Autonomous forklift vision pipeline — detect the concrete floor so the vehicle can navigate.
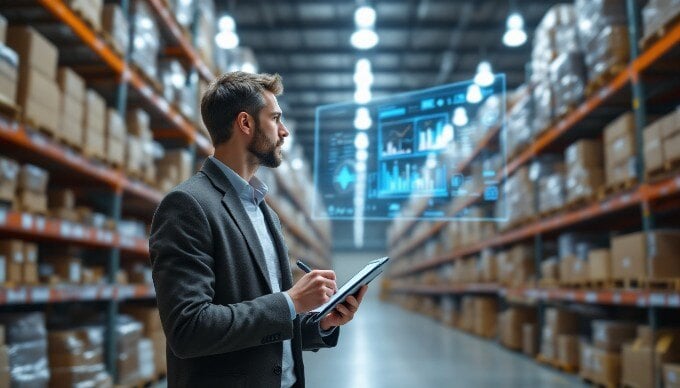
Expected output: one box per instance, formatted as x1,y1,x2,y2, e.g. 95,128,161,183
302,251,585,388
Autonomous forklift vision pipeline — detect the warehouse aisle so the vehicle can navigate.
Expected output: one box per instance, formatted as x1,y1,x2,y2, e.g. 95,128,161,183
303,252,585,388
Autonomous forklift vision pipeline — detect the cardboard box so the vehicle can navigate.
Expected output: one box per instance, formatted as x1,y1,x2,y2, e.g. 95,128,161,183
541,257,559,281
107,137,125,167
604,112,636,147
592,320,637,352
120,307,161,336
41,256,81,284
22,243,38,284
48,189,75,210
660,109,680,139
85,131,106,160
499,307,536,350
17,190,48,214
160,150,193,183
102,4,129,55
67,0,103,31
665,133,680,162
566,139,603,168
150,330,166,375
0,44,18,105
611,230,680,279
6,26,58,79
126,109,151,140
84,89,106,135
106,109,126,140
17,69,62,134
557,334,579,367
60,95,84,145
473,297,497,338
0,156,18,203
522,323,538,357
0,240,23,283
579,340,594,381
588,249,611,281
665,363,680,388
644,120,665,173
57,67,85,102
623,332,680,388
591,347,621,386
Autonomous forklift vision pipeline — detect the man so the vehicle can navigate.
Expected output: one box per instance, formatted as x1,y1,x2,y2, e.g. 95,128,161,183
150,71,367,387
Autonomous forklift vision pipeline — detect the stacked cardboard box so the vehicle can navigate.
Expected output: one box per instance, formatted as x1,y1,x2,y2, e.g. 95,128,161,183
0,156,18,204
497,245,534,287
0,313,49,387
126,109,153,179
550,51,587,117
641,0,680,47
17,164,48,214
592,320,637,352
22,243,38,285
557,334,579,369
473,297,497,338
0,25,18,107
479,250,497,282
604,112,637,187
7,26,61,136
158,149,193,190
540,257,559,283
540,308,578,362
523,323,538,357
611,230,680,280
580,340,621,387
83,89,106,160
499,167,533,230
565,139,605,204
102,4,129,55
622,327,680,388
559,255,587,284
644,108,680,174
587,248,612,282
56,68,85,148
116,317,143,385
48,189,79,222
105,109,126,167
498,307,536,350
0,240,23,285
120,306,166,376
48,327,112,387
67,0,103,31
131,1,160,80
40,252,82,285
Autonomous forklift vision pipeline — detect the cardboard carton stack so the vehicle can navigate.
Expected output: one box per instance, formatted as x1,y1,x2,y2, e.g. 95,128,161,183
22,242,38,285
67,0,103,31
622,327,680,388
498,307,537,351
539,308,578,363
48,189,79,223
497,245,535,287
115,316,143,385
587,248,612,283
83,89,107,161
0,14,19,107
540,257,559,284
158,149,193,191
644,108,680,175
557,334,579,369
0,156,18,204
611,230,680,280
126,109,153,180
16,164,48,214
56,68,85,148
523,323,539,357
0,312,50,387
105,109,126,168
120,306,166,376
604,112,637,188
0,240,23,285
579,340,621,387
641,0,680,48
102,4,129,56
565,139,604,204
40,251,82,285
7,26,61,136
48,327,112,387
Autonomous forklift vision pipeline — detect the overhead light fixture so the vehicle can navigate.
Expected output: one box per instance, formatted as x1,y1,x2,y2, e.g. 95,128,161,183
218,15,236,31
354,5,376,28
350,29,379,50
291,157,304,170
453,107,469,126
442,124,454,144
354,132,369,150
354,59,374,86
473,61,494,87
354,87,372,104
466,84,483,104
354,107,372,130
503,12,527,47
356,149,369,162
241,62,257,73
215,31,239,49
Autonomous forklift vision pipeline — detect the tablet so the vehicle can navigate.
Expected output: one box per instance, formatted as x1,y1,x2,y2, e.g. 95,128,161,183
310,257,390,322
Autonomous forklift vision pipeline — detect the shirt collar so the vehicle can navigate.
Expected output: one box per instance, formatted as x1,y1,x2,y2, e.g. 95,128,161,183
209,156,269,205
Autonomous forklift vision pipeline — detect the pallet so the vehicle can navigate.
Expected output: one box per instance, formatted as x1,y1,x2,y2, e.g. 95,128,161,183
583,279,615,289
646,157,680,182
538,207,563,219
585,63,627,97
641,277,680,291
565,191,600,210
599,178,637,199
559,281,587,289
639,7,680,50
538,278,560,288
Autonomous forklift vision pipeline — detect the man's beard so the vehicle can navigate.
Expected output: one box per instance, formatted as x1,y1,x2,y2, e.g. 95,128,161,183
247,122,283,168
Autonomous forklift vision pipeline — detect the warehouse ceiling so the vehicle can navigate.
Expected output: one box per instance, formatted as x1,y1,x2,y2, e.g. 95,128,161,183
226,0,564,165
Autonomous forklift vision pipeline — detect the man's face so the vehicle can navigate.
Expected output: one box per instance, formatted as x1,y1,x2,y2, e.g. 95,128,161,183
247,91,289,168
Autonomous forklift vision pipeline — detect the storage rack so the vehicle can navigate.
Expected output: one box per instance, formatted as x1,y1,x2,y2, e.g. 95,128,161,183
0,0,331,381
384,1,680,385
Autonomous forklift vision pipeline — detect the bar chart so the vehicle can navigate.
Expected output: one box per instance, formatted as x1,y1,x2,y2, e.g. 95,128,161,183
378,160,448,197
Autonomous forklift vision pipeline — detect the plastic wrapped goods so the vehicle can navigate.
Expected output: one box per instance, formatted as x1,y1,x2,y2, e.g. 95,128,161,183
550,52,587,117
506,91,533,157
532,81,554,134
131,0,160,80
0,312,49,387
48,326,112,388
584,25,630,83
116,316,143,385
159,59,186,106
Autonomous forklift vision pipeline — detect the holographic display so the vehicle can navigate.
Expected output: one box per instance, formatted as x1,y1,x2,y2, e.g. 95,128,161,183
313,75,507,221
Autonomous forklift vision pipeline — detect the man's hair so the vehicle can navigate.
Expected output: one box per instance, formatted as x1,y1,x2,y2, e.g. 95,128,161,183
200,71,283,146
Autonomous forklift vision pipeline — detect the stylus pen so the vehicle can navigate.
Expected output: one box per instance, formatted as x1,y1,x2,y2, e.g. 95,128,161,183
296,260,313,273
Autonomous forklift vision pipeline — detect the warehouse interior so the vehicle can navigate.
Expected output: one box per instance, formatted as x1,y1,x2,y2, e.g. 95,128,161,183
0,0,679,387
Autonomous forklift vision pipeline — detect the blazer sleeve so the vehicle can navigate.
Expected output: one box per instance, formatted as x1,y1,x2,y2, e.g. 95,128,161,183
299,314,339,351
150,190,293,359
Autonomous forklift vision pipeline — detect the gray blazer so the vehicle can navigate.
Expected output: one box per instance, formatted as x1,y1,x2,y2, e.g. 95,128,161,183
150,157,339,388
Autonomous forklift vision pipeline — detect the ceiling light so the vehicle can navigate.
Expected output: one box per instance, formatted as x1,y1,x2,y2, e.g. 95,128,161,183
466,84,482,104
354,6,376,28
473,61,494,87
354,107,372,130
442,124,454,143
453,107,469,126
356,149,368,162
354,87,372,104
354,70,374,86
241,62,257,73
215,30,239,49
356,58,372,73
350,29,379,50
503,12,527,47
291,157,304,170
218,15,236,31
354,132,369,150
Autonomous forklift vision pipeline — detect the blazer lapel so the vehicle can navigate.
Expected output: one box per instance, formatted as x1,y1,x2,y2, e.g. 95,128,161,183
201,159,273,293
261,202,294,290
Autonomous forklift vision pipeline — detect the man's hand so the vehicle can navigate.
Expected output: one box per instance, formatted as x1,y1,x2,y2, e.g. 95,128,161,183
287,270,337,313
319,285,368,331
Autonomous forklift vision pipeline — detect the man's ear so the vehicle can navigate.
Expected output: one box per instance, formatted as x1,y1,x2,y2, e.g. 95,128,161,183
236,112,253,135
